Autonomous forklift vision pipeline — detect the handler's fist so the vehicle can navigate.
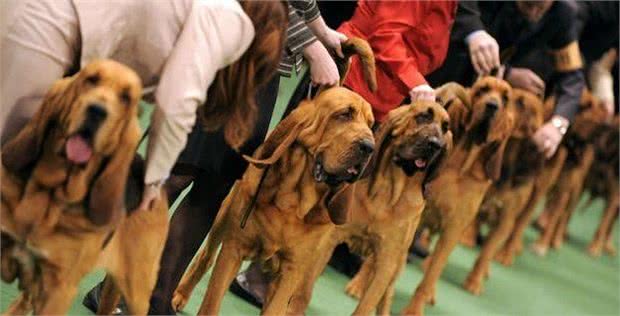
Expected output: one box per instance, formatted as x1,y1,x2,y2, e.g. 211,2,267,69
409,84,436,102
467,31,500,75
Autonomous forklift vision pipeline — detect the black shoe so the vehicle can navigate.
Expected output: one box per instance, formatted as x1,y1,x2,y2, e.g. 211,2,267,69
229,274,264,309
327,244,362,278
82,281,127,315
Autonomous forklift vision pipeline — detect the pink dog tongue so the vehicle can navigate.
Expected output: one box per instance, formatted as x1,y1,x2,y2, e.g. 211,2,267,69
415,159,427,168
66,135,92,164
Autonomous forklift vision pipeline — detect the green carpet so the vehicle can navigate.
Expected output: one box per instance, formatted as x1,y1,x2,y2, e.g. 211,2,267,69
2,70,619,315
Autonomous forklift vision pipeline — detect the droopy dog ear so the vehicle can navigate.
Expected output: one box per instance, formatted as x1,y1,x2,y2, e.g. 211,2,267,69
243,104,307,168
88,117,141,226
2,77,75,174
422,130,453,198
324,183,353,225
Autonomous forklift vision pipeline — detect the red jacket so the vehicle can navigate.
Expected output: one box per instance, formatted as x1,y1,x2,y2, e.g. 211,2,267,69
338,0,457,121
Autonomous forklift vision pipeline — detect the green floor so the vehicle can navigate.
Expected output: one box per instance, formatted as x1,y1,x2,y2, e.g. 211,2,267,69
2,70,619,315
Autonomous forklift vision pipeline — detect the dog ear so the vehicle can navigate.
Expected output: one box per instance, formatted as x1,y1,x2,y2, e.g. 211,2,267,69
325,184,353,225
88,117,141,226
243,104,308,168
2,77,74,174
364,107,409,194
484,139,509,181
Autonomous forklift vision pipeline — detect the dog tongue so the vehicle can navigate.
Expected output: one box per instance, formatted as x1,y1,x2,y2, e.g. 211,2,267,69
415,159,427,168
66,135,92,164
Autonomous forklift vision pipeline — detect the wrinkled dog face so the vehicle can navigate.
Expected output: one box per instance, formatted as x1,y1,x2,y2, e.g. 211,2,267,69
302,87,375,186
571,90,610,139
511,89,544,138
468,77,514,143
390,102,452,176
62,60,142,165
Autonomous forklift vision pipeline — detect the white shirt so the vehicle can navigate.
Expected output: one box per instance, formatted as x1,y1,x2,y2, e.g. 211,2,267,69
1,0,255,183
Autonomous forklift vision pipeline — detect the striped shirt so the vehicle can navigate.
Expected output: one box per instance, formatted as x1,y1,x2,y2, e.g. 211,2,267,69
279,0,321,76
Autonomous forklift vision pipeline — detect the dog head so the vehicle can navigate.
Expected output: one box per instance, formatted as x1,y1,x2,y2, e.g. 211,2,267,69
2,59,143,226
435,82,471,142
467,77,515,145
511,89,545,139
570,89,610,140
245,87,375,224
368,101,453,197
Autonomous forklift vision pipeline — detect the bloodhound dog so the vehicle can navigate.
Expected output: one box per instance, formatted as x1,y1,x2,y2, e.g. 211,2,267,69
585,115,619,257
462,89,545,295
530,90,609,256
402,77,515,316
170,39,377,316
494,96,568,265
288,101,452,316
1,60,169,315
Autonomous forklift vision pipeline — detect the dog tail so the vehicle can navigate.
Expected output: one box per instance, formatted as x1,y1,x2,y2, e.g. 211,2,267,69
338,37,377,92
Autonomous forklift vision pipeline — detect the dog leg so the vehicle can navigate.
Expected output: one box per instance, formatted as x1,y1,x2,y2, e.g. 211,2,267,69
464,209,518,296
345,255,374,300
261,261,302,316
198,243,243,315
97,276,121,315
353,257,397,316
402,222,465,316
459,221,479,248
531,191,569,257
589,191,619,257
3,292,32,315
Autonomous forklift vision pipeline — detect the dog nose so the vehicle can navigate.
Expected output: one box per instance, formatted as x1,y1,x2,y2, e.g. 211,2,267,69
357,139,375,155
86,103,107,123
485,100,499,112
426,136,442,151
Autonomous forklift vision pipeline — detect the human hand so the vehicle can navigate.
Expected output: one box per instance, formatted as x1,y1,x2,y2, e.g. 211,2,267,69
467,31,500,75
409,84,436,102
506,67,545,97
137,182,162,212
308,17,348,58
304,41,340,86
532,116,567,158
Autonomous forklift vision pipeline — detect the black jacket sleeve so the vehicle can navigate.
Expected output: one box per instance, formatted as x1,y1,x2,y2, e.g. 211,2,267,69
553,70,585,121
451,1,486,43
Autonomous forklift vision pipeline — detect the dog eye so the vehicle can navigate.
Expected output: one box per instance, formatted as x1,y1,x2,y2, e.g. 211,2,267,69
120,89,132,105
441,121,449,133
502,93,509,105
85,74,100,85
336,109,353,121
516,98,525,108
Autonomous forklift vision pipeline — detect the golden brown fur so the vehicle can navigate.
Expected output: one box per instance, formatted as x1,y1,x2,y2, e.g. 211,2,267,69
287,102,453,316
402,77,515,316
585,116,619,257
462,89,545,295
1,60,169,315
530,90,610,256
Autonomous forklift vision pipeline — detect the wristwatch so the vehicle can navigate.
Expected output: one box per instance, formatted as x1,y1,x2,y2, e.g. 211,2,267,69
551,116,569,136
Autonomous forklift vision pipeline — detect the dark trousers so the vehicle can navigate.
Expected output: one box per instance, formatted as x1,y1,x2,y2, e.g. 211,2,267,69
149,72,312,314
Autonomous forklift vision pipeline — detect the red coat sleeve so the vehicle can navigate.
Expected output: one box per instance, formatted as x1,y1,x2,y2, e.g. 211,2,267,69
364,1,456,93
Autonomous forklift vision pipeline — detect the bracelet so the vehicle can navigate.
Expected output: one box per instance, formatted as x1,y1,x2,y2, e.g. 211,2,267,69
551,116,569,135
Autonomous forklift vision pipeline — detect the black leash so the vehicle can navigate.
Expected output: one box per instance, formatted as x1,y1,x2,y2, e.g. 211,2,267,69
240,165,270,228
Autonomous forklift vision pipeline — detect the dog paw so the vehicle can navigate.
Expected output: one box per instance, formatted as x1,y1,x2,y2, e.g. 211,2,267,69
530,243,548,257
171,291,189,312
463,277,483,296
587,243,603,257
604,243,617,256
344,281,364,300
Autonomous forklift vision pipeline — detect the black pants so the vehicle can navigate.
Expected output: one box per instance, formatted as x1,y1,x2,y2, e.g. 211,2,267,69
149,72,312,314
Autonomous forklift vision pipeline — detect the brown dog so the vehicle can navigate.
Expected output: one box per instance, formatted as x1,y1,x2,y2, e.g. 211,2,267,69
401,77,515,316
493,96,567,265
530,90,609,256
170,39,377,316
1,60,169,315
462,89,545,295
288,101,452,316
585,115,619,257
